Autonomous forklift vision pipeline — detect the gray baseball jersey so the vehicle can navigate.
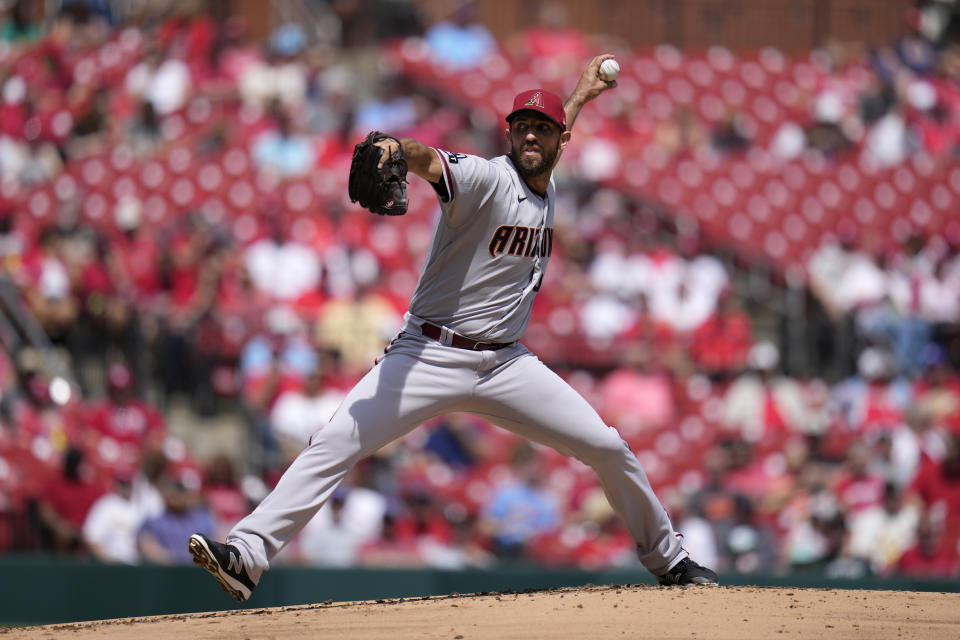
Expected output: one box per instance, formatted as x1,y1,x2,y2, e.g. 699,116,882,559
224,146,687,587
404,151,554,343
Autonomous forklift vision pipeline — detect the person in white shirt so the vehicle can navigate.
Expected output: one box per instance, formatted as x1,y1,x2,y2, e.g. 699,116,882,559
269,365,345,463
82,467,143,564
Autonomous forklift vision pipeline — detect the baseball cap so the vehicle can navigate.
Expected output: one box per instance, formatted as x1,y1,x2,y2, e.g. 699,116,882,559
506,89,566,131
107,361,134,393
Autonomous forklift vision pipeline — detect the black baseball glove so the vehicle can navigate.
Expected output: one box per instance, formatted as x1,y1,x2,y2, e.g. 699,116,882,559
348,131,408,216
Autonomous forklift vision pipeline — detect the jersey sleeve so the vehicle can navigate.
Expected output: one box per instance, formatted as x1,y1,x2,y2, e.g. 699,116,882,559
431,149,500,227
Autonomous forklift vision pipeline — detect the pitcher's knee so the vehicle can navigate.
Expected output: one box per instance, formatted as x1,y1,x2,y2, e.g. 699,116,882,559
305,424,365,463
577,425,632,467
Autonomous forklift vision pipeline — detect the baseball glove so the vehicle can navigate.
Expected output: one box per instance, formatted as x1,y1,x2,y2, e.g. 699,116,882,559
348,131,408,216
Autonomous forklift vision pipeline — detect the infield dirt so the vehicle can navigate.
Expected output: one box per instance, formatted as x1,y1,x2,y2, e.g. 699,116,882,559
3,585,958,639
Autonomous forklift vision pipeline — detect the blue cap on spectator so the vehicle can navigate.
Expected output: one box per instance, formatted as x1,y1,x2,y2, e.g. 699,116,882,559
281,341,318,377
271,23,306,56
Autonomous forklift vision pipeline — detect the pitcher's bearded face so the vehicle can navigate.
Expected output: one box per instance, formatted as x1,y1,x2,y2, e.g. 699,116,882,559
509,114,562,178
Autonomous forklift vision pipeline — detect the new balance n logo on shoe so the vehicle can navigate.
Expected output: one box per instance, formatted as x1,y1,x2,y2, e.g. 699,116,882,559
189,533,257,602
228,551,244,574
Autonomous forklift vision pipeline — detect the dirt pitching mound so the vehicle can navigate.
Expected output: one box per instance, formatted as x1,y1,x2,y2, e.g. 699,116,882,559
4,585,959,639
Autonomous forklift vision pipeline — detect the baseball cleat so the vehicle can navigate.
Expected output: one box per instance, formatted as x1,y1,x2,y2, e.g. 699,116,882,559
657,557,719,586
188,533,257,601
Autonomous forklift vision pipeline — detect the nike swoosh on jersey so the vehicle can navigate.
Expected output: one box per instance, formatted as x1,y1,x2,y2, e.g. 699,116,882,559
518,195,527,202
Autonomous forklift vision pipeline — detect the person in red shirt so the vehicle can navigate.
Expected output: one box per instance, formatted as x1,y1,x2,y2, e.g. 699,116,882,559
897,511,960,578
356,510,424,567
36,447,105,553
111,216,163,306
690,293,753,374
392,489,455,546
908,432,960,552
832,440,886,514
82,361,165,455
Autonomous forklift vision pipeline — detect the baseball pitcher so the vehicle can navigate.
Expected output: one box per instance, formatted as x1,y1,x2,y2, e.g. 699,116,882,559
189,54,718,601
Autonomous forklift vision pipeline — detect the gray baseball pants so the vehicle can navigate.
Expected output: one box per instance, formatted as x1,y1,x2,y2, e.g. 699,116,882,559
227,332,685,581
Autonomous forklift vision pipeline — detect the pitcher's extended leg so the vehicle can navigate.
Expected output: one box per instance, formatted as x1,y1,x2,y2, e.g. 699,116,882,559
466,351,684,575
228,337,470,575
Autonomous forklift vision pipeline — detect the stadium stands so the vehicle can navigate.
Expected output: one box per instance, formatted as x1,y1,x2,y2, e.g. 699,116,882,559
0,1,957,579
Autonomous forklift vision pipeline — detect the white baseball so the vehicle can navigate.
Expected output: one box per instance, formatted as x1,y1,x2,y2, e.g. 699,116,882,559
598,58,620,82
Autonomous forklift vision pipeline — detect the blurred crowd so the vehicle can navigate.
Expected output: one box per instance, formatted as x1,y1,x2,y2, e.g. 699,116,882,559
0,0,958,581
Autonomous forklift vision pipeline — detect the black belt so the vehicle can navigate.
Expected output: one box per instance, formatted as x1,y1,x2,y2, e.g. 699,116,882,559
420,322,514,351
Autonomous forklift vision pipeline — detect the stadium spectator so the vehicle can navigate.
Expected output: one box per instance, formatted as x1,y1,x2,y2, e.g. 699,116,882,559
807,233,888,324
805,78,856,159
421,414,483,470
831,347,911,435
911,356,960,461
857,235,937,377
7,348,80,447
125,99,164,156
897,510,960,578
129,450,166,527
18,139,64,186
353,73,419,136
81,464,142,564
480,444,562,559
355,509,425,567
653,106,711,159
0,0,43,44
243,221,321,302
73,233,140,379
832,440,886,514
556,487,636,570
711,108,751,153
269,360,345,463
35,447,104,553
295,471,387,566
314,281,401,377
1,1,960,577
137,465,214,564
644,245,729,336
781,490,847,574
23,227,77,340
869,425,922,490
295,487,368,567
715,494,779,574
598,348,676,438
81,360,165,457
908,431,960,552
720,341,818,448
124,44,192,116
251,101,315,177
669,491,719,574
423,1,497,71
844,482,920,575
690,292,753,375
201,454,249,541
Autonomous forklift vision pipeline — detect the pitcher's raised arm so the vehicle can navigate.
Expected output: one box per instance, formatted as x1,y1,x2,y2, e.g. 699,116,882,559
563,53,618,132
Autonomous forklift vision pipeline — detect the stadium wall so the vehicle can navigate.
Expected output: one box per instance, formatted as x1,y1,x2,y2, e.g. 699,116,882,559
414,0,913,51
2,557,956,626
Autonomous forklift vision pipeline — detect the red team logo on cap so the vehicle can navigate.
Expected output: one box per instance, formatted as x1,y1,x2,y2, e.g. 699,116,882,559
507,89,566,130
524,91,545,108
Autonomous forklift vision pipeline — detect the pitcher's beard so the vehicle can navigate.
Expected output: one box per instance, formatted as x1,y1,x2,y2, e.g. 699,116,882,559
511,141,560,179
